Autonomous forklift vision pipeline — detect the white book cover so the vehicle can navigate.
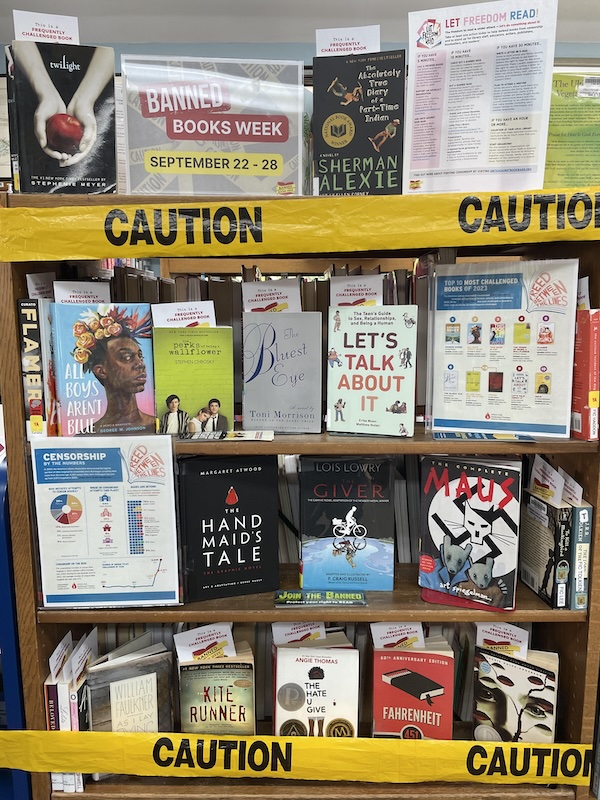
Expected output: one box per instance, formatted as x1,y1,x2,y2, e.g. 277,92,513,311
121,54,304,196
151,300,216,328
329,274,384,307
430,259,578,437
30,437,180,608
274,646,359,737
241,277,302,313
326,305,418,436
242,311,322,433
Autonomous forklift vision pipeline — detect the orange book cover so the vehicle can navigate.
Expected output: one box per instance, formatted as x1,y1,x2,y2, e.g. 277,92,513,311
571,309,600,441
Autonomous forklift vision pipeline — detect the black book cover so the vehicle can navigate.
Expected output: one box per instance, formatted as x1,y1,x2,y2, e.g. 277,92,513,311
312,50,406,196
382,668,445,700
179,455,280,601
299,456,394,591
11,40,116,193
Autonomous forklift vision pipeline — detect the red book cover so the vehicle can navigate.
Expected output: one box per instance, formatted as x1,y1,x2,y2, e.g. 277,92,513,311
571,309,600,441
372,646,454,740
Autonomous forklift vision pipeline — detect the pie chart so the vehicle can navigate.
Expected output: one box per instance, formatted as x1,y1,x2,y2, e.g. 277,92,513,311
50,493,83,525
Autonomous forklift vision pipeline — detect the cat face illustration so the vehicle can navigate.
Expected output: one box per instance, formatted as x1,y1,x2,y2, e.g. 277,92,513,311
464,500,492,545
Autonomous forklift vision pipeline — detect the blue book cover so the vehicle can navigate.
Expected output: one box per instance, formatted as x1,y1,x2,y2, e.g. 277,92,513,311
51,302,155,436
299,456,394,591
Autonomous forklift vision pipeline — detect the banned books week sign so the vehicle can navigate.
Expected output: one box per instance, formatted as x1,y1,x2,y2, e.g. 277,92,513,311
2,190,600,262
0,731,593,784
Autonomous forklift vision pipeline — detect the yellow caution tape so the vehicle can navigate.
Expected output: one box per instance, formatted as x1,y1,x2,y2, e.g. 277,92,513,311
1,188,600,262
0,731,593,784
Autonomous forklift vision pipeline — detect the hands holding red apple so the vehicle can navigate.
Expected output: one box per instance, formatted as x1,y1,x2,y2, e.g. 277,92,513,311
46,114,84,156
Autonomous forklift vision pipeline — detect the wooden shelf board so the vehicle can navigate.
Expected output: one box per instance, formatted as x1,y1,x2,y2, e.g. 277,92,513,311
174,430,598,457
37,564,586,624
55,777,576,800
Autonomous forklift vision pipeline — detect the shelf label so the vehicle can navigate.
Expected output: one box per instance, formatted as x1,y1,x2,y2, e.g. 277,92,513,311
0,731,593,784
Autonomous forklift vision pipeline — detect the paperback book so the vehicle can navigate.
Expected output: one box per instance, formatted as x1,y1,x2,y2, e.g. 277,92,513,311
51,302,155,437
178,455,279,601
372,638,454,739
177,637,255,735
18,298,56,438
519,489,583,610
153,325,233,436
299,455,394,591
571,308,600,440
121,54,304,195
273,643,359,737
312,49,406,196
326,305,418,437
473,646,558,743
9,40,116,193
419,456,522,611
242,311,322,433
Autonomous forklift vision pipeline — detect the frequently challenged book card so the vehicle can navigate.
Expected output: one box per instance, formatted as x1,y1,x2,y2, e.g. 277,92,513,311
151,300,216,328
330,274,384,307
529,454,565,508
370,622,425,650
30,436,180,608
241,278,302,313
174,623,236,662
271,621,326,646
475,622,529,659
53,281,111,305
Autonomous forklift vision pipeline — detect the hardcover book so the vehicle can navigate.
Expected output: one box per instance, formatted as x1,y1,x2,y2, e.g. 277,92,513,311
571,308,600,440
273,644,359,737
474,646,558,743
242,311,322,433
372,639,454,740
519,489,574,609
178,640,255,735
51,302,155,436
153,325,233,436
326,305,418,437
312,49,406,196
10,40,116,193
419,456,522,611
179,455,280,601
299,455,394,591
121,54,304,196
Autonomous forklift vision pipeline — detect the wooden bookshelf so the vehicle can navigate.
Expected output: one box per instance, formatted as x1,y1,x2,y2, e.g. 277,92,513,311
1,192,598,800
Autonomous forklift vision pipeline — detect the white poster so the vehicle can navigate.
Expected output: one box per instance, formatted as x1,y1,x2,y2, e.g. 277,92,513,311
241,277,302,312
31,436,180,608
430,259,578,437
404,0,558,194
315,25,380,57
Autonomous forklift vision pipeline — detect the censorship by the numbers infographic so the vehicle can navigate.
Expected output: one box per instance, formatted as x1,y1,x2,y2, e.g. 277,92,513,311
31,436,179,608
121,55,303,195
429,259,578,438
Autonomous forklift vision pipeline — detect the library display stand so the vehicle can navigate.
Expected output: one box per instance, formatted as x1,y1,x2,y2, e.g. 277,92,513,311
0,191,599,800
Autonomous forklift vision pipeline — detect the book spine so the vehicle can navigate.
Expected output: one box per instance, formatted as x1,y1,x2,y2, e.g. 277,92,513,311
18,299,46,439
44,682,63,793
57,681,76,793
569,505,592,611
554,506,573,609
69,688,85,791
